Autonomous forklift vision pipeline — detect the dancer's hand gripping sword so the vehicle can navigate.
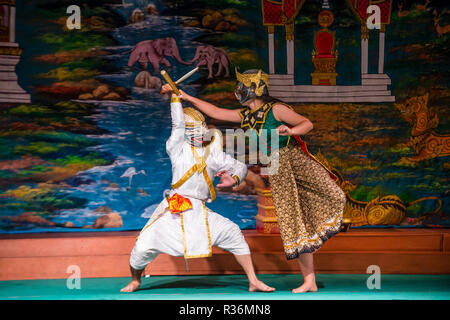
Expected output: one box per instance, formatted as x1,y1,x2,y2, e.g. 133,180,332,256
160,67,198,96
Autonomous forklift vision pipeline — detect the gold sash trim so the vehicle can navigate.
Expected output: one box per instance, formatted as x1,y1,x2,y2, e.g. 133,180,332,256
181,202,212,259
136,201,169,240
171,164,198,189
137,142,216,259
137,199,213,259
191,145,216,202
171,144,216,202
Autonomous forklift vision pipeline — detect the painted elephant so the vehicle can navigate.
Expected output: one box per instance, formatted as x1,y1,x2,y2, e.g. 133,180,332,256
189,45,230,78
128,37,191,73
135,71,162,89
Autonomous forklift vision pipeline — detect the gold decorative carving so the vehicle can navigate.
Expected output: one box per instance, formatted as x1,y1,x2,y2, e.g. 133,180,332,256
311,12,338,86
255,188,279,234
314,152,443,227
285,22,294,41
0,46,22,56
361,24,370,40
0,1,15,6
394,93,450,161
318,10,334,28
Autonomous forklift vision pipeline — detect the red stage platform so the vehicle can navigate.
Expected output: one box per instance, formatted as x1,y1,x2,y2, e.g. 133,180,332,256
1,228,449,280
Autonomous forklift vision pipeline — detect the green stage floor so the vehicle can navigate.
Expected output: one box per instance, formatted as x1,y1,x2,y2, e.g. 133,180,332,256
0,274,449,300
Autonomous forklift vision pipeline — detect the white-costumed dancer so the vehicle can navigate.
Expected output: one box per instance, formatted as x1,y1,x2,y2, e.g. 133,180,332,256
121,92,275,293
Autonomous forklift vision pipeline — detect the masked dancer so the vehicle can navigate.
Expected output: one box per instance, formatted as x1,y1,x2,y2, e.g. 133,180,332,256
161,68,346,293
121,89,275,293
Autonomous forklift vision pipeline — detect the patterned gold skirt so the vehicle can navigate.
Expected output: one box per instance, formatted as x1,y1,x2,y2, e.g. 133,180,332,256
268,142,346,260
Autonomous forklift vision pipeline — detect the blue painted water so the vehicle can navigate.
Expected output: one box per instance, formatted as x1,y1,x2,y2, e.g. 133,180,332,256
46,2,257,232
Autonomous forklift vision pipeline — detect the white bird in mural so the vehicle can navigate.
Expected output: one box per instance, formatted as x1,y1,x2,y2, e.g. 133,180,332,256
120,167,147,189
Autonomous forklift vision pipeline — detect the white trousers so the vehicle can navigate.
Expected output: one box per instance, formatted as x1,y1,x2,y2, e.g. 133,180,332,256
129,207,250,270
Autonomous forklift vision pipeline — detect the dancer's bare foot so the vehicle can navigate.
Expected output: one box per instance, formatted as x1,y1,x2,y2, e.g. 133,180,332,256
120,280,141,292
249,280,275,292
292,281,318,293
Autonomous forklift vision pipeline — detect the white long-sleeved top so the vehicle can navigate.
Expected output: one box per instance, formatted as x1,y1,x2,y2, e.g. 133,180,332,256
166,101,247,202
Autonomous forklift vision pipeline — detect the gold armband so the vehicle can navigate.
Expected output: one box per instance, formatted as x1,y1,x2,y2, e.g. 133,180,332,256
232,175,241,185
171,97,182,103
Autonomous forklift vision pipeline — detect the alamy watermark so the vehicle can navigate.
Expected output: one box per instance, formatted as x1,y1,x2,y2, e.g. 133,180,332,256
367,5,382,30
66,5,81,30
366,265,381,290
66,264,81,290
221,128,280,175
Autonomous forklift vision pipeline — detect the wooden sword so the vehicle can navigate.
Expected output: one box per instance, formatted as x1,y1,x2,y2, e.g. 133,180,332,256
160,67,199,96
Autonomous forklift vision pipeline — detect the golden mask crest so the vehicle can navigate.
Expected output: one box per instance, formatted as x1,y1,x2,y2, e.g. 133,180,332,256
235,68,269,96
183,107,205,127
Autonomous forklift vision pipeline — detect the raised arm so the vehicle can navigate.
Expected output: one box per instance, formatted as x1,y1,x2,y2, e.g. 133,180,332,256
165,95,185,158
184,94,242,123
161,84,242,123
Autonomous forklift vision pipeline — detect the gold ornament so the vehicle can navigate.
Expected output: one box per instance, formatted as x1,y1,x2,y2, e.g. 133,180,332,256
318,10,334,28
235,68,269,97
183,107,205,128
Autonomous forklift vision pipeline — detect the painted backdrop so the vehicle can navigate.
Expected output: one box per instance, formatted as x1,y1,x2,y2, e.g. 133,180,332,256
0,0,448,233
